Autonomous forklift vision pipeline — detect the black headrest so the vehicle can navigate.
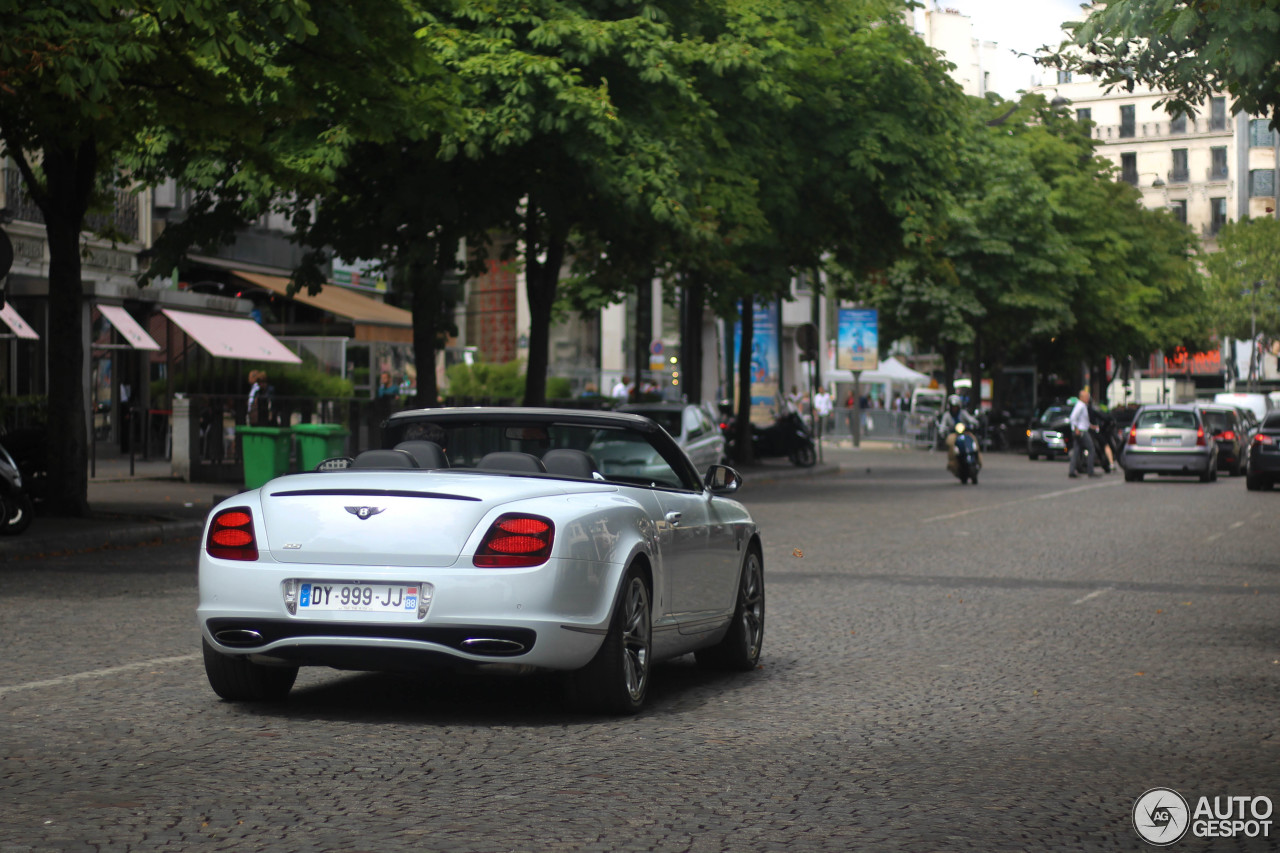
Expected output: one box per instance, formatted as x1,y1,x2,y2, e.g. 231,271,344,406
394,440,448,469
542,449,598,479
477,451,546,474
352,449,419,469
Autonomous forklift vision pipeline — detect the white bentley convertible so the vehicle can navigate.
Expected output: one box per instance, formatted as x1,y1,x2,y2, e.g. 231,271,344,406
198,407,764,714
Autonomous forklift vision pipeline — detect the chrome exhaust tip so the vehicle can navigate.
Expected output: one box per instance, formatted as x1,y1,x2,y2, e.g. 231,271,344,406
214,628,265,647
459,638,526,655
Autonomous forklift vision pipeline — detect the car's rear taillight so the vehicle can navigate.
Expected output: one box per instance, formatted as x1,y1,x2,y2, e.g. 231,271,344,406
1254,433,1274,446
1196,426,1207,446
1128,425,1138,445
474,514,554,568
1220,430,1235,442
206,508,259,561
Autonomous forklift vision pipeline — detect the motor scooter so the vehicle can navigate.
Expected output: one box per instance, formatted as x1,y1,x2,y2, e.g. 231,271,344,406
951,422,981,485
724,406,817,467
0,439,34,535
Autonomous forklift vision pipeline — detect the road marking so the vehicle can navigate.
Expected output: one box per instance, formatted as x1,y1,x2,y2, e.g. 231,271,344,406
1229,521,1245,530
922,480,1121,523
1073,587,1114,605
0,653,199,699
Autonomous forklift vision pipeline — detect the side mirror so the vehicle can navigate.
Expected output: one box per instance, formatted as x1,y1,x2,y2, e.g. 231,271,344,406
704,464,741,495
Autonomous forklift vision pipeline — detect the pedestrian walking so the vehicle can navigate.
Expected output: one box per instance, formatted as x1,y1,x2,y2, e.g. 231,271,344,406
1068,388,1100,478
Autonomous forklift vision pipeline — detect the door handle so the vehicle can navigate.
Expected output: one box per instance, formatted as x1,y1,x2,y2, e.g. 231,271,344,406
664,511,682,527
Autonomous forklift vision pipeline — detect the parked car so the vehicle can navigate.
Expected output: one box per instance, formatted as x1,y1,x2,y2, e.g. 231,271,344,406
619,402,727,472
1246,411,1280,491
1027,404,1072,460
198,407,764,714
1120,404,1218,482
1193,403,1252,476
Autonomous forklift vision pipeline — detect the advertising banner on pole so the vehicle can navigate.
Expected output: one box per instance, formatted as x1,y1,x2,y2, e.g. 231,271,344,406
734,301,780,424
837,308,879,373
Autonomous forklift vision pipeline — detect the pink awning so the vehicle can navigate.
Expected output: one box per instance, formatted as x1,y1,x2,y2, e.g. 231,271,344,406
161,308,301,364
0,303,39,339
98,305,160,351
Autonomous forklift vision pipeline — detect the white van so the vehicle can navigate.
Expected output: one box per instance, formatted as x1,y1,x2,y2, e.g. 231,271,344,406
1213,392,1271,423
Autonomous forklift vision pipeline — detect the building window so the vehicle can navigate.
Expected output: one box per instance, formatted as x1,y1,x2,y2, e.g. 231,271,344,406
1249,118,1278,148
1170,149,1189,183
1169,200,1187,224
1250,169,1276,197
1119,104,1136,138
1169,113,1187,134
1210,197,1227,234
1076,107,1092,124
1210,96,1227,131
1210,146,1228,180
1120,152,1138,185
1057,70,1072,85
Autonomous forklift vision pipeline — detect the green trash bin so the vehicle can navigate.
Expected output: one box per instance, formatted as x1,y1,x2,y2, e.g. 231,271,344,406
236,425,294,489
292,423,351,472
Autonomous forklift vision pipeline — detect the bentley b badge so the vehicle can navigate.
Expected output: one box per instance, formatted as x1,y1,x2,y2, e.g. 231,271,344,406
345,506,386,520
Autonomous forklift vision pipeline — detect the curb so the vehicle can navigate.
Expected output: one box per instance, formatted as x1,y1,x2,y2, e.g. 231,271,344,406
0,518,206,563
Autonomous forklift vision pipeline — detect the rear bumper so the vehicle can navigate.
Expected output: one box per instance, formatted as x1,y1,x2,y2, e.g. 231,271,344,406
1121,448,1215,474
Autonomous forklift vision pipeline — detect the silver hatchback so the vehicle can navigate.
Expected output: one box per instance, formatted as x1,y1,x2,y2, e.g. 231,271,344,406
1121,404,1218,482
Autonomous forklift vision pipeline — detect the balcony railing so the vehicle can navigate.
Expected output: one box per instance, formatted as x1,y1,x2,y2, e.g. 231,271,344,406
1,167,141,242
1167,169,1190,185
1093,116,1233,141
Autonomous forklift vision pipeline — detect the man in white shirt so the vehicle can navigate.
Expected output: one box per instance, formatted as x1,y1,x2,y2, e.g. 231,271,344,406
1068,389,1100,478
611,376,631,403
812,386,833,436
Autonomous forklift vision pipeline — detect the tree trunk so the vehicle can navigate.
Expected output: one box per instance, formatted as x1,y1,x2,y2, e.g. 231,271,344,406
634,277,652,400
35,141,96,517
409,256,441,408
734,296,755,465
681,278,705,404
522,211,567,408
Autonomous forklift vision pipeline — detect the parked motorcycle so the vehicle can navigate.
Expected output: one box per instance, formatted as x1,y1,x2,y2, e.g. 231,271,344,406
0,439,34,535
950,422,981,485
724,407,817,467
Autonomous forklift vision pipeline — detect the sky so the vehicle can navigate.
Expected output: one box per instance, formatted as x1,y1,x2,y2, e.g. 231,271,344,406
914,0,1091,94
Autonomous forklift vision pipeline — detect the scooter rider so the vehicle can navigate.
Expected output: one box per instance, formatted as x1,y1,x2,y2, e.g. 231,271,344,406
939,394,980,475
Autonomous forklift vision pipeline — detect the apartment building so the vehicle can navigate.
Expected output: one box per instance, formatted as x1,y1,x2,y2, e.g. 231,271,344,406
1035,74,1280,242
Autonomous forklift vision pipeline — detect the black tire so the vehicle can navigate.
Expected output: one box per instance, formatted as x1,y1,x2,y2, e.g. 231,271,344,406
1246,472,1271,491
1028,452,1038,461
0,493,33,535
201,637,297,701
789,444,817,467
568,567,652,715
1124,469,1144,482
697,549,765,672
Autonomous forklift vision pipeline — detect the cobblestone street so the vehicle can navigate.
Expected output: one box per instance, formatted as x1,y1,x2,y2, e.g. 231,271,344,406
2,447,1277,851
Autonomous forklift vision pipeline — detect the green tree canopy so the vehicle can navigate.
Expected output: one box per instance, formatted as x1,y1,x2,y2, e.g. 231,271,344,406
1048,0,1280,123
1204,217,1280,341
0,0,449,514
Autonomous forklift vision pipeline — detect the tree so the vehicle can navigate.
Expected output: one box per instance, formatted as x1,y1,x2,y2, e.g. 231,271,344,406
1205,217,1280,385
0,0,336,515
1047,0,1280,125
859,92,1210,407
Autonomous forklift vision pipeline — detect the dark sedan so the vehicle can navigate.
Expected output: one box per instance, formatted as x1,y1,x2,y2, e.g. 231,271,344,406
1027,405,1071,460
1246,411,1280,491
1194,403,1251,476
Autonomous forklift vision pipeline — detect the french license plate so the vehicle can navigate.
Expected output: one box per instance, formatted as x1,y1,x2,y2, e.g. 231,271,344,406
299,582,420,613
1152,436,1182,446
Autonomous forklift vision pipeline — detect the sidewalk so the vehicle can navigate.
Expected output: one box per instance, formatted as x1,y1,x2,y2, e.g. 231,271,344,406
0,448,848,563
0,453,233,563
